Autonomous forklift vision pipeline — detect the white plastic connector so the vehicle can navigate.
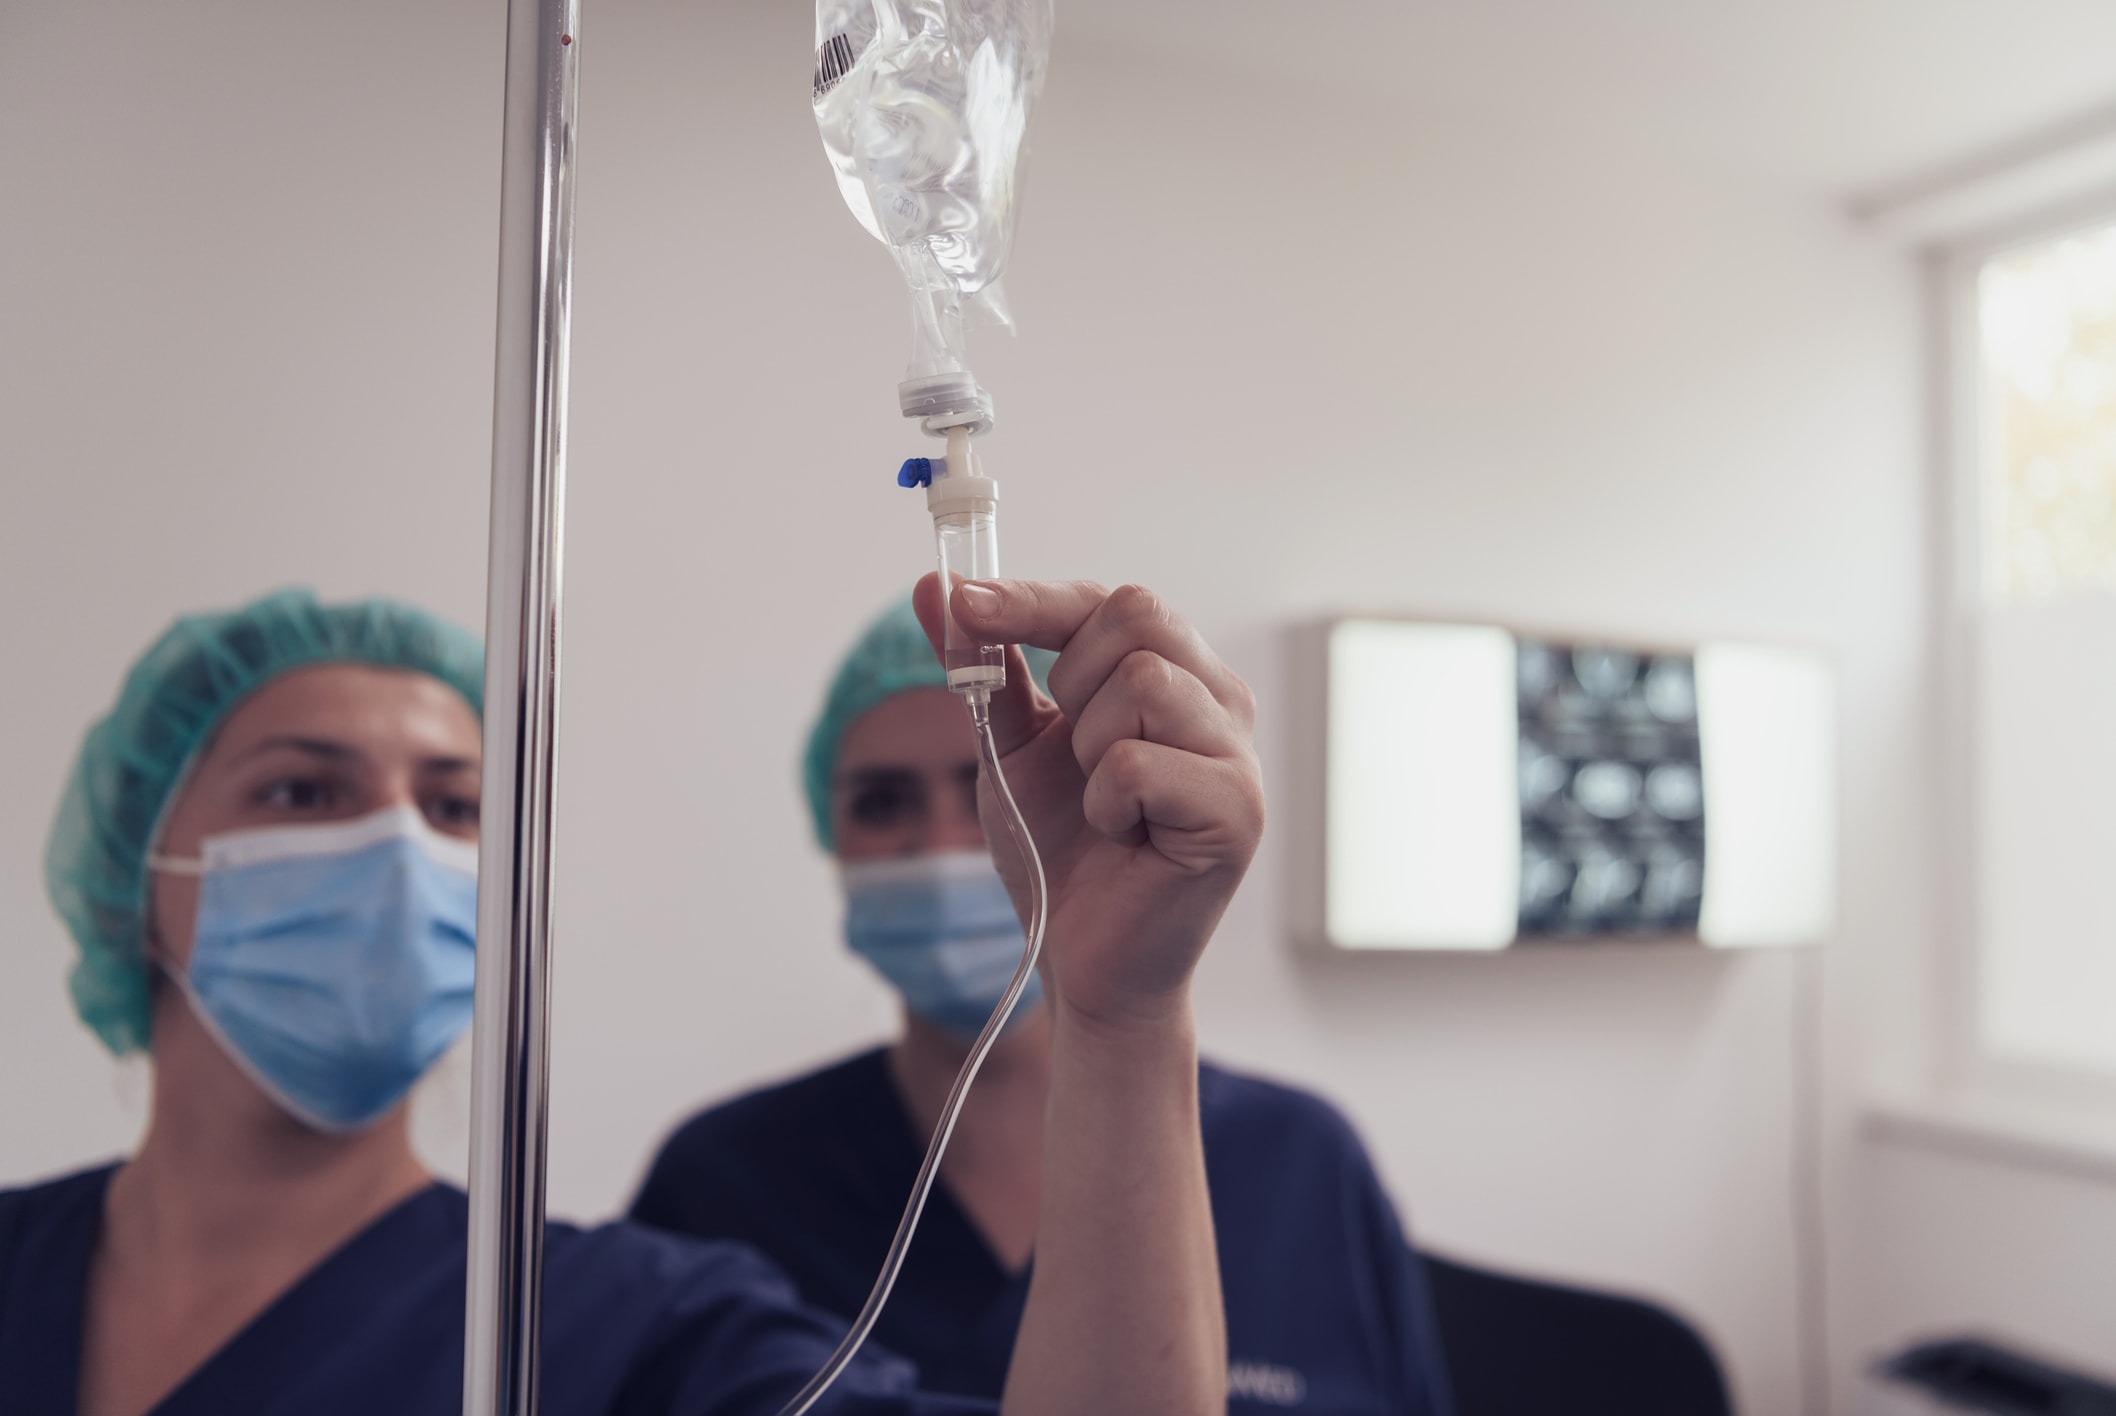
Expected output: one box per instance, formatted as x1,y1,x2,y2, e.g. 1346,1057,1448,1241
900,374,995,438
925,429,997,513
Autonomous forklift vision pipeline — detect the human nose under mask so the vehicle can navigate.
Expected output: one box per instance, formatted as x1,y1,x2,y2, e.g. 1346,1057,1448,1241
148,804,478,1132
840,847,1042,1038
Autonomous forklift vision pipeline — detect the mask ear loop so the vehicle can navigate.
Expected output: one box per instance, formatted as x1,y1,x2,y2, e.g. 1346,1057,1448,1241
140,850,203,984
137,758,210,1050
138,848,205,1036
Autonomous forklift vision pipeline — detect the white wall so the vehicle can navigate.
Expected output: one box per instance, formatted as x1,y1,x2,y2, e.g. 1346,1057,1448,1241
0,0,505,1168
0,3,1949,1413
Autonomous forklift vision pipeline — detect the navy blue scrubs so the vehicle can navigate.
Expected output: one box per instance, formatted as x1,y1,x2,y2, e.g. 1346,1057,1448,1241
0,1164,988,1416
631,1053,1456,1416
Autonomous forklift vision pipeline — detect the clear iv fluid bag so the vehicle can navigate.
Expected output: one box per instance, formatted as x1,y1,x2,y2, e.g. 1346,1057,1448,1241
813,0,1052,382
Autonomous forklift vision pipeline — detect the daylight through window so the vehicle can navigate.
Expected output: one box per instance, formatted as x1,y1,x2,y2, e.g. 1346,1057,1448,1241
1979,222,2116,602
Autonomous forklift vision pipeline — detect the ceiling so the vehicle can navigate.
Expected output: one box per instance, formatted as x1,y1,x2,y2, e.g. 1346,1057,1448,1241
1058,0,2116,199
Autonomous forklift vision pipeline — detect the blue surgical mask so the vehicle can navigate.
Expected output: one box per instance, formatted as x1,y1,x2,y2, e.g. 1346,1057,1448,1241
841,848,1042,1039
149,805,478,1132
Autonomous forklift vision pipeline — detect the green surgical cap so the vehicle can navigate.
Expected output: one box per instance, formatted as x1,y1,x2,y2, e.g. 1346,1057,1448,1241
802,597,1053,851
45,587,485,1055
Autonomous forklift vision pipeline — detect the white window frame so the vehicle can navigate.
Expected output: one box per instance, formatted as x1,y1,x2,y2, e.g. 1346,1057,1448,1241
1934,190,2116,1120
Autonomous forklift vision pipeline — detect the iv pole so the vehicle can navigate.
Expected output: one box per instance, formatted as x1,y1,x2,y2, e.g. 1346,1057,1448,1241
465,0,580,1413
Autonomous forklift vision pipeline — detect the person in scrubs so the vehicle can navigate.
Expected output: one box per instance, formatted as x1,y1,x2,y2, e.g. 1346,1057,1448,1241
1,576,1259,1416
630,598,1457,1416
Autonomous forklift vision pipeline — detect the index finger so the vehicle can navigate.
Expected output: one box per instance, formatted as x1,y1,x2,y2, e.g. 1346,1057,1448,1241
962,579,1249,728
947,577,1113,652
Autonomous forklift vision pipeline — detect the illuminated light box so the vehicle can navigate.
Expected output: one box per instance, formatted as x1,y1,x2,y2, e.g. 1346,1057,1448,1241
1296,620,1836,951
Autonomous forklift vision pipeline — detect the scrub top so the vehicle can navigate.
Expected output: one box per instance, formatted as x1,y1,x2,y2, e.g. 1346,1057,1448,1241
0,1163,989,1416
631,1052,1456,1416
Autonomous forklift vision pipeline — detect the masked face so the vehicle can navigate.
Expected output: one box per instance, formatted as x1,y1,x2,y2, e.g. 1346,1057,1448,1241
841,848,1040,1039
150,805,477,1132
830,687,1037,1037
142,661,484,1132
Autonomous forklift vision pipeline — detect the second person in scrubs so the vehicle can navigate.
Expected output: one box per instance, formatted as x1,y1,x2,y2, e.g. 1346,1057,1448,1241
631,596,1457,1416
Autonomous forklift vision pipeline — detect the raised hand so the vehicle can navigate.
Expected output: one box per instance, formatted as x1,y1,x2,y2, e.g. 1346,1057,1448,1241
912,575,1264,1029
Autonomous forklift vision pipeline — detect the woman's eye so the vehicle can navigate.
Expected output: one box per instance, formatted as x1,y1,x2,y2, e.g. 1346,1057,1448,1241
257,777,333,812
848,782,921,829
429,795,481,830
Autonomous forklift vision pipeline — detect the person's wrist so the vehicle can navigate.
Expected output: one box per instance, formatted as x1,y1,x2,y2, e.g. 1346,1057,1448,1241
1049,981,1196,1053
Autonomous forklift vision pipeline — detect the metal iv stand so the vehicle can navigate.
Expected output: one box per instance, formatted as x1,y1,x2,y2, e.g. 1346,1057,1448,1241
465,0,581,1413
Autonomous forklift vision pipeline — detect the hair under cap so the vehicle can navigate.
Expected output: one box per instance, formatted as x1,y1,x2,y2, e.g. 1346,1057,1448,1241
44,587,485,1055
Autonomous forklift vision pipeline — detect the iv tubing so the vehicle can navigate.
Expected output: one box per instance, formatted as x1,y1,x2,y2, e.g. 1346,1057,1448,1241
776,686,1048,1416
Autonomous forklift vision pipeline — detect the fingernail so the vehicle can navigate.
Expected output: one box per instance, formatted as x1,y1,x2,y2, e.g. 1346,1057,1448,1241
958,582,1001,619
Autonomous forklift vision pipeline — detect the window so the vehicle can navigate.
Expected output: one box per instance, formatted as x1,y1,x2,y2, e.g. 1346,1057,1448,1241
1979,227,2116,603
1961,216,2116,1083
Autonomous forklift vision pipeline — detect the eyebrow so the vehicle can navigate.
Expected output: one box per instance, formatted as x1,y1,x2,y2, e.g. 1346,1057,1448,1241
231,735,360,766
836,764,978,789
229,737,478,774
839,766,921,788
418,755,480,774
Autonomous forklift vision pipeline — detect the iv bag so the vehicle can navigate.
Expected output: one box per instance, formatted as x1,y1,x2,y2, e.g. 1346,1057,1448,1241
812,0,1053,387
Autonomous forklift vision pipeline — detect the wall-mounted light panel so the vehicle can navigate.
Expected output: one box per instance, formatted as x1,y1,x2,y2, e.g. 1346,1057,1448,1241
1304,620,1836,951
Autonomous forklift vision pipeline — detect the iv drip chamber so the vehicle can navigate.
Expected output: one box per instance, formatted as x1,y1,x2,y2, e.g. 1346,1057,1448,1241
928,426,1004,693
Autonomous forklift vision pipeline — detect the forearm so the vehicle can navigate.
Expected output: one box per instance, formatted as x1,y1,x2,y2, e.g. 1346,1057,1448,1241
1001,994,1225,1416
